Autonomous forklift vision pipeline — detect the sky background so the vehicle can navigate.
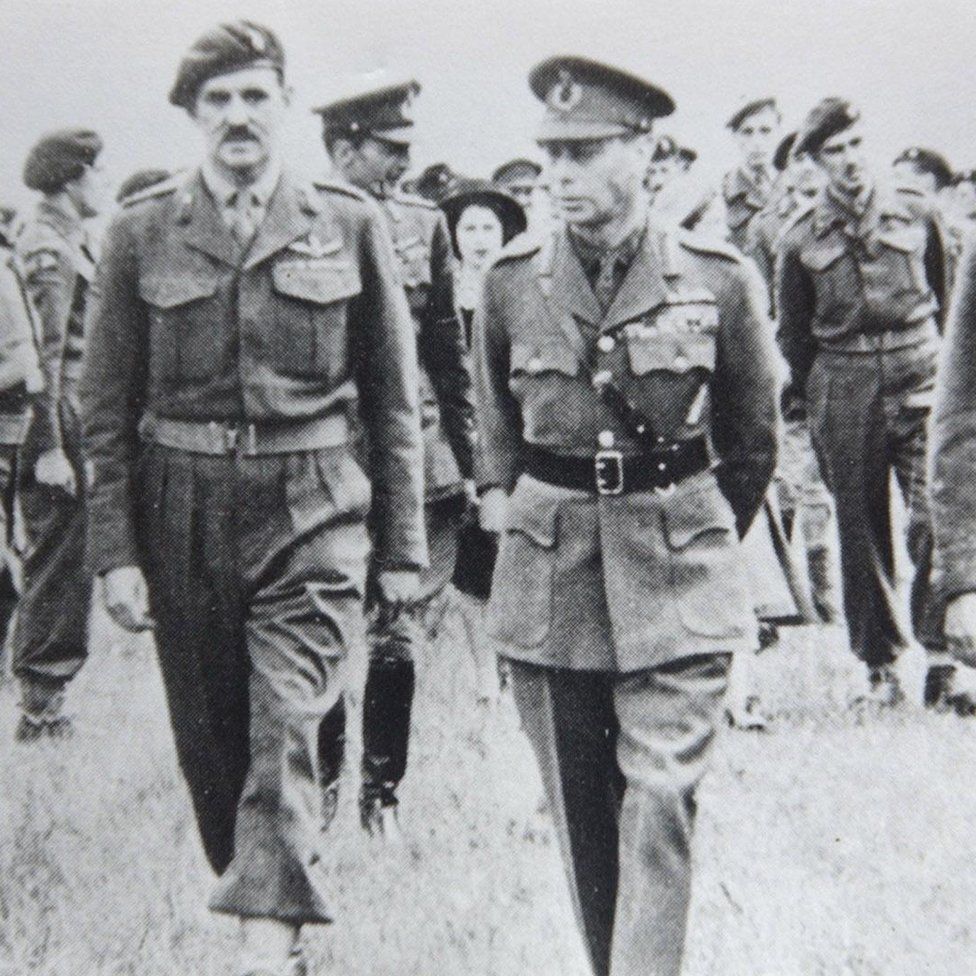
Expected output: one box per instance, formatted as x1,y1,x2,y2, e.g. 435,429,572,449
1,0,974,211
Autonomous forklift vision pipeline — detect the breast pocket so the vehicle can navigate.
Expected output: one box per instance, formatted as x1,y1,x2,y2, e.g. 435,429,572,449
271,261,362,378
139,275,220,381
875,228,930,295
509,341,579,382
800,241,857,316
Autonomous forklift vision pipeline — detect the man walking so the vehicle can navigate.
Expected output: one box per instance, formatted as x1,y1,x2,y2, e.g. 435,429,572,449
80,22,425,975
475,56,779,976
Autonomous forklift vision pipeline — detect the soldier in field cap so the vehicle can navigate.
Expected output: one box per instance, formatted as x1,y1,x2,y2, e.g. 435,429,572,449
492,156,542,214
474,54,778,976
313,78,476,840
80,21,425,976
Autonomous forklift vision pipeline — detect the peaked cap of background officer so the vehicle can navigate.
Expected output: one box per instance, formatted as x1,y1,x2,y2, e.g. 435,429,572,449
169,21,285,111
794,97,860,156
529,55,674,143
313,80,421,148
413,162,461,202
894,146,953,190
23,128,103,193
726,96,779,131
492,158,542,185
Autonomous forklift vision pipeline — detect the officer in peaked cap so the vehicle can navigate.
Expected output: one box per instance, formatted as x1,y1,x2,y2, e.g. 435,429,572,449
778,96,959,712
721,96,782,250
81,21,425,974
893,146,954,196
13,127,110,744
413,162,460,203
474,55,778,976
314,80,476,840
492,157,543,213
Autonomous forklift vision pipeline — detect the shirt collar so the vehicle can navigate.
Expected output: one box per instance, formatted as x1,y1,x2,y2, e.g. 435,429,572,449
569,221,647,273
201,157,283,208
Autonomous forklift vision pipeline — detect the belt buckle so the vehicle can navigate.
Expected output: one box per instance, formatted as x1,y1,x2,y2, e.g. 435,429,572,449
595,449,624,495
223,423,258,455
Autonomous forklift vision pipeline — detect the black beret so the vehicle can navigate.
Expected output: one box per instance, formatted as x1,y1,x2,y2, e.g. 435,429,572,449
727,97,779,131
169,21,285,110
313,81,420,146
651,135,679,162
529,55,673,142
795,97,860,156
492,158,542,185
438,178,528,256
116,168,172,203
23,128,103,193
893,146,953,190
773,132,798,172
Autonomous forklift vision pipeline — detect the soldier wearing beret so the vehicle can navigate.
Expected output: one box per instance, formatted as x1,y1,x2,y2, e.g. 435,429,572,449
475,55,778,976
777,97,954,708
80,22,425,975
893,146,954,198
721,97,782,251
314,81,476,838
12,127,109,742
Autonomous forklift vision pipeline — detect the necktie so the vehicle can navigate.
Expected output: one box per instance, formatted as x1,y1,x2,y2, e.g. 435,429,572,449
228,190,258,248
594,253,619,313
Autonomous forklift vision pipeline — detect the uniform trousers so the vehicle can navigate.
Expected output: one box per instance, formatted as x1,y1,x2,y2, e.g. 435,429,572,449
807,341,943,665
360,493,462,807
13,402,91,714
137,441,370,923
509,653,731,976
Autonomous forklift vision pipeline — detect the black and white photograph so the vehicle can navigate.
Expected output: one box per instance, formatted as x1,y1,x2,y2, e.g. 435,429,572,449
2,1,976,973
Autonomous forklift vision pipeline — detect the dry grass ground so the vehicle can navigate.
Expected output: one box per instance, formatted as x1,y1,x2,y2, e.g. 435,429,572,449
1,601,975,976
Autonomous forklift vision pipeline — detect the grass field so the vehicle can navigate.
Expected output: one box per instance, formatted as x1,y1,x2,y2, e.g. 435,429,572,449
1,600,975,976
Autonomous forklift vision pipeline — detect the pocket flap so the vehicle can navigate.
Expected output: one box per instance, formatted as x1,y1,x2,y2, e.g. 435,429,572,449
504,486,559,548
876,230,923,254
139,275,218,309
800,242,847,272
272,262,362,304
510,341,578,378
663,480,735,550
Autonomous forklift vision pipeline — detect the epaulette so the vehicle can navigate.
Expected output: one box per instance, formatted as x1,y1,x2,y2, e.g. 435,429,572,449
494,231,542,267
312,178,368,202
121,172,185,208
675,228,743,262
391,191,437,211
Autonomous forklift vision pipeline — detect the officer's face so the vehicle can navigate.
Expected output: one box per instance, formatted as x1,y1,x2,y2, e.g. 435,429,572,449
892,161,937,195
455,203,504,268
70,159,112,218
541,136,650,230
816,124,869,197
733,105,780,170
192,66,290,177
646,156,677,196
345,138,412,194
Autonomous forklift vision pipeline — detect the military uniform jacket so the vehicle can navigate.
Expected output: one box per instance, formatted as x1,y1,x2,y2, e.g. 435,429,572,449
722,167,772,252
777,180,946,391
16,198,95,458
474,221,779,671
80,170,426,577
379,193,475,500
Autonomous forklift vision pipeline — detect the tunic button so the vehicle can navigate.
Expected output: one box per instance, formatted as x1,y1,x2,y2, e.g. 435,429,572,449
527,356,543,373
597,335,616,353
674,354,689,369
598,431,615,449
657,462,667,472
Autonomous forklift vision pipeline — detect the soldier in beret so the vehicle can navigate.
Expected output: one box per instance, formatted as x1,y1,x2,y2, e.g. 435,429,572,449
314,81,476,839
491,157,542,215
893,146,954,198
12,127,110,742
474,55,778,976
721,96,782,250
777,97,957,709
80,22,425,974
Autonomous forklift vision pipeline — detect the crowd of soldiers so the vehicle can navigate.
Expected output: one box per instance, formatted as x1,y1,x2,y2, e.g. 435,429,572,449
4,17,976,976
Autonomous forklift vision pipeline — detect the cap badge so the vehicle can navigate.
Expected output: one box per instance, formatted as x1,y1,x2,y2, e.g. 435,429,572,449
548,69,583,113
246,27,266,53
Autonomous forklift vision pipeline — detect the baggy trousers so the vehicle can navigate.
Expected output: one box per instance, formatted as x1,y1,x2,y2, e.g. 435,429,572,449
508,653,731,976
807,342,943,665
360,494,461,807
137,442,370,923
13,402,92,710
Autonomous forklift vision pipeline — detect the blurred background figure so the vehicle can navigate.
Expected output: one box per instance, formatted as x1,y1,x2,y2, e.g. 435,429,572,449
412,161,461,203
114,167,172,205
491,157,541,218
12,128,110,743
950,169,976,227
647,134,720,232
892,146,954,199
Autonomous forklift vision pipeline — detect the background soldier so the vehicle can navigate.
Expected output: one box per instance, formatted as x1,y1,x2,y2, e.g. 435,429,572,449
475,56,778,976
315,80,477,839
491,157,542,217
12,128,109,741
80,22,425,976
777,98,951,708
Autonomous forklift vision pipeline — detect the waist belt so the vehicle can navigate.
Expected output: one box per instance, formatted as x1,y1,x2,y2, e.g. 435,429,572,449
522,437,709,496
819,318,937,355
145,413,349,456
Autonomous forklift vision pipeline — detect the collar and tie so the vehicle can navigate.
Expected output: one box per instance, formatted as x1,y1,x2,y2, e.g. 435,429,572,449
201,159,283,249
570,224,647,313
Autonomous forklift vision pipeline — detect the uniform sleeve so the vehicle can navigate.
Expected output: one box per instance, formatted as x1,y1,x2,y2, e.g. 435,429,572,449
711,259,780,536
349,206,427,570
16,227,73,457
743,217,775,308
0,254,42,393
416,212,476,479
924,209,948,329
775,234,818,394
78,215,149,575
929,240,976,598
473,266,523,492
